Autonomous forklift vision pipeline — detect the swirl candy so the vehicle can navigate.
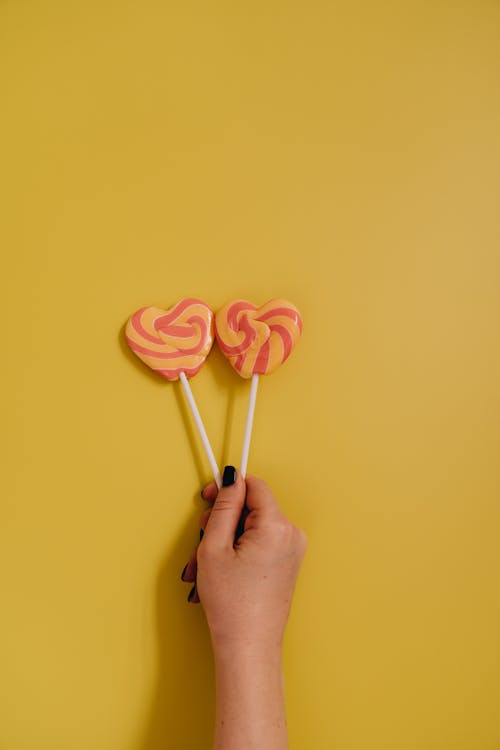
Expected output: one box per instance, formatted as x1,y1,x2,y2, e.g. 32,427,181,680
215,298,303,478
215,298,303,379
125,297,221,487
125,298,214,380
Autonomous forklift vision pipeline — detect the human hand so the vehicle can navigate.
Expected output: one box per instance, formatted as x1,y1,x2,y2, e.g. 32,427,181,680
181,467,307,657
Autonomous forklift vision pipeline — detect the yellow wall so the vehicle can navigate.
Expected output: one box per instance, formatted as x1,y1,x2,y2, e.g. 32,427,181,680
2,2,499,748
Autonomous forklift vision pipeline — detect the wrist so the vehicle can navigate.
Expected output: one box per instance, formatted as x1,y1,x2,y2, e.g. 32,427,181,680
212,635,288,750
212,637,283,668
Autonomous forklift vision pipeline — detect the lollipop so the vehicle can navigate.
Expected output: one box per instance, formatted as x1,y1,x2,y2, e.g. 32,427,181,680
126,298,221,487
215,298,302,476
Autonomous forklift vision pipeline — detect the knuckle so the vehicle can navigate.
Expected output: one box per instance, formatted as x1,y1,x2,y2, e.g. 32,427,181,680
294,527,308,553
212,496,236,512
196,541,212,565
199,508,211,527
247,475,269,494
272,515,293,537
197,536,223,564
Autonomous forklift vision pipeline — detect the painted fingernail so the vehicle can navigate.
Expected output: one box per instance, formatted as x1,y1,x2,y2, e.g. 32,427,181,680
180,563,188,581
235,512,245,540
187,585,196,602
222,465,237,487
199,528,204,541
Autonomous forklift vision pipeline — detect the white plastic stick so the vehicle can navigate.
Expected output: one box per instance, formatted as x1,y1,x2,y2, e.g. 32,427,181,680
240,374,259,478
179,371,221,488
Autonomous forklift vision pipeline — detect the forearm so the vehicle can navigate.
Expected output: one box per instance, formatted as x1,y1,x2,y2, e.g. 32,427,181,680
213,646,288,750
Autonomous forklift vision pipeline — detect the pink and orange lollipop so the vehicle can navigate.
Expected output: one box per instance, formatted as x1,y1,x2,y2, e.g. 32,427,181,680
126,298,221,487
215,298,303,475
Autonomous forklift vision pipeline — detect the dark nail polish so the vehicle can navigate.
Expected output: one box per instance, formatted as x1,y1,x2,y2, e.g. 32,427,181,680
222,465,237,487
187,585,196,602
199,528,204,541
180,563,188,581
235,512,245,541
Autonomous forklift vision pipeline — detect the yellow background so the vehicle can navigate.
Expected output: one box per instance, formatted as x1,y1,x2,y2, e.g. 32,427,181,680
1,2,499,748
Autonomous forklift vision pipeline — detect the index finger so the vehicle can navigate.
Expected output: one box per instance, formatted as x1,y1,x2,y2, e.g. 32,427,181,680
244,475,282,516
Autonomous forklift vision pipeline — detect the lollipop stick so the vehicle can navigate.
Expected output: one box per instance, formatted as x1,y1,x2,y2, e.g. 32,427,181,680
179,371,222,488
240,374,259,478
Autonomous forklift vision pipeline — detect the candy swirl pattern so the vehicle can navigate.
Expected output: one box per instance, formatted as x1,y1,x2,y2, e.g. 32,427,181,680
125,298,214,380
215,298,302,378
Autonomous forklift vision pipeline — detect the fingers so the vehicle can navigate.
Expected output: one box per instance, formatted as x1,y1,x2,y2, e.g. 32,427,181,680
244,475,282,516
199,508,211,529
200,475,281,539
201,480,218,503
203,466,245,550
181,507,213,601
183,473,279,604
181,551,197,583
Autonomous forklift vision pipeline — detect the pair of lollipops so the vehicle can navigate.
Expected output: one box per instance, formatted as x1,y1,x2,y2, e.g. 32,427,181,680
125,298,303,488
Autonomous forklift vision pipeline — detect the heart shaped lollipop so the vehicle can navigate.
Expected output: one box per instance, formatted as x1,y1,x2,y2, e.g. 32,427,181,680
215,298,303,476
125,298,221,487
215,298,303,379
126,298,214,380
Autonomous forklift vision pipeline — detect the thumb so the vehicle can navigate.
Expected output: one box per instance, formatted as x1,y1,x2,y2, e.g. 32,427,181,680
203,466,245,548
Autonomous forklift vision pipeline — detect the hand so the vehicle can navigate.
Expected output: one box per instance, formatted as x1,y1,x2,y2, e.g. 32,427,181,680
181,468,307,657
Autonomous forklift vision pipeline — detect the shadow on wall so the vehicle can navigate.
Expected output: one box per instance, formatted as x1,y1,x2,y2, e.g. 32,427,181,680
119,324,243,748
136,506,216,750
